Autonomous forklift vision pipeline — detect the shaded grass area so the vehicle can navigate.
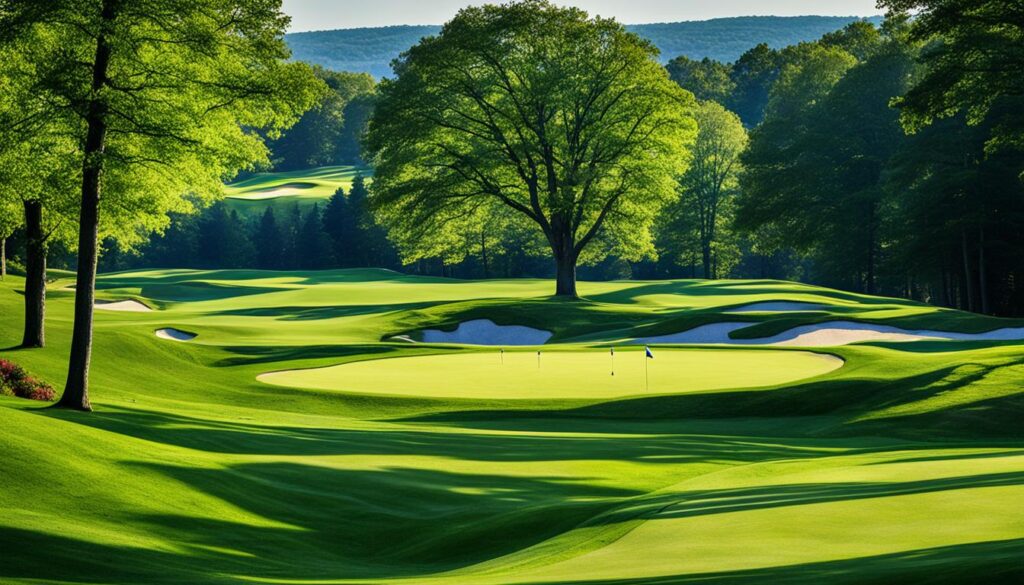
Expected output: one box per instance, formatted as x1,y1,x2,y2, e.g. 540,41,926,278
1,270,1022,584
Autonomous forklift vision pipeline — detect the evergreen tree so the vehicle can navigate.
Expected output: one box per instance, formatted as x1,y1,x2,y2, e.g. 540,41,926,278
198,203,254,268
350,175,397,268
254,208,284,270
322,186,360,267
296,204,334,269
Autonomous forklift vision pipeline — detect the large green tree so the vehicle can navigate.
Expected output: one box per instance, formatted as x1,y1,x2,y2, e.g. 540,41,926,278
879,0,1024,150
365,0,696,297
737,30,921,294
667,101,747,279
0,0,322,410
0,34,81,347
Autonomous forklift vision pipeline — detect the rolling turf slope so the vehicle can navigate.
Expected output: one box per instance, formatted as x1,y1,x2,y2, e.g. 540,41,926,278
223,165,371,216
1,269,1022,584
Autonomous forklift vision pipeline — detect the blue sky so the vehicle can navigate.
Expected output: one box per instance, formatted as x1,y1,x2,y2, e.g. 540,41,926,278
282,0,882,32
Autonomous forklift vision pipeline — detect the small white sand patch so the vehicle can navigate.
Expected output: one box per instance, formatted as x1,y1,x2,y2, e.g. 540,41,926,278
633,320,1024,347
724,302,829,313
387,335,416,343
96,300,153,312
229,182,317,200
421,319,552,346
155,328,197,342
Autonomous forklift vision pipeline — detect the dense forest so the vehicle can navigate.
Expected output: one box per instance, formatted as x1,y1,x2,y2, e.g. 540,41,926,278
286,16,884,79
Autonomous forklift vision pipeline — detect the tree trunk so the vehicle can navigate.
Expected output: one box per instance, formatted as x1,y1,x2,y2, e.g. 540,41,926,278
978,226,989,315
865,204,877,295
1,236,6,280
961,229,976,313
480,231,489,279
701,244,712,280
554,249,577,297
58,0,114,411
22,200,46,348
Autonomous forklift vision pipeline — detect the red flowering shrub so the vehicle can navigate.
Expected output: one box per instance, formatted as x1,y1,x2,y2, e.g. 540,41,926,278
0,359,56,402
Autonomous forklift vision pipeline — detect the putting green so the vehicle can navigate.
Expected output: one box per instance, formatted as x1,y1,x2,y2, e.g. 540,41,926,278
257,348,844,399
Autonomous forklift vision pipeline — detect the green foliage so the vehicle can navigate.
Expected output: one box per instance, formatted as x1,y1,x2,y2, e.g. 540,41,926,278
666,56,734,104
0,0,327,248
268,68,376,171
366,0,697,293
660,101,747,279
737,37,910,293
880,0,1024,151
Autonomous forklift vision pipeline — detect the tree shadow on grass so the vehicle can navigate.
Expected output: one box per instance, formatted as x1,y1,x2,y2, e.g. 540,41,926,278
212,343,398,367
40,405,851,463
4,463,1019,584
0,463,636,583
588,471,1024,526
211,301,435,321
521,538,1024,585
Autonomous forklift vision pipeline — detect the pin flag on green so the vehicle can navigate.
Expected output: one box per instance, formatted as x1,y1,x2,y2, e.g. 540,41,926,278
610,347,615,376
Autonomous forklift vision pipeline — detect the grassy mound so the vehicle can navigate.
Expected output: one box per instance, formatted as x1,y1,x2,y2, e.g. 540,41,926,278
223,165,371,216
1,269,1022,584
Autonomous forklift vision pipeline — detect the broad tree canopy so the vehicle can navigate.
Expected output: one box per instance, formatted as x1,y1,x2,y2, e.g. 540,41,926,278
366,0,696,296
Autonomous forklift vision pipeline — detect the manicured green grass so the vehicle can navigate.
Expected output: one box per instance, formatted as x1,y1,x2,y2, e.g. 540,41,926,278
223,165,371,216
260,348,844,399
1,269,1022,584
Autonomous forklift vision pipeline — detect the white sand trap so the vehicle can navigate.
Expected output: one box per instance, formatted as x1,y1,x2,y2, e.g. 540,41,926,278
421,319,552,346
387,335,416,343
230,182,317,200
155,328,197,342
724,301,828,313
95,299,153,312
633,320,1024,347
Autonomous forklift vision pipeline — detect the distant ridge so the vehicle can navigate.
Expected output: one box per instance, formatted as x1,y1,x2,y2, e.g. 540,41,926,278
286,15,884,78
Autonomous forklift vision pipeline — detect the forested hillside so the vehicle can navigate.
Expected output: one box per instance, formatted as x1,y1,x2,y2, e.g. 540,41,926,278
286,16,883,78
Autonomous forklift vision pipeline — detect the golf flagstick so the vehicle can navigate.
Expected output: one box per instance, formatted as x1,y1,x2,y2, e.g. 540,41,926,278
500,348,504,364
537,350,541,369
610,347,615,376
644,346,654,392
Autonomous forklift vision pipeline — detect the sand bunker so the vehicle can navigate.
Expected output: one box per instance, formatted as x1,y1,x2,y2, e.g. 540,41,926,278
724,301,828,313
633,320,1024,347
421,319,552,346
95,300,153,312
231,182,317,200
155,328,197,342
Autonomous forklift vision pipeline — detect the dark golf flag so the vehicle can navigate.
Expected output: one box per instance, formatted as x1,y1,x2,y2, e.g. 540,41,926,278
645,346,654,359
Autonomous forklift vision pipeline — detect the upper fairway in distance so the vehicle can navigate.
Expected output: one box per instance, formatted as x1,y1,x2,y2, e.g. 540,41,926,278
223,165,372,216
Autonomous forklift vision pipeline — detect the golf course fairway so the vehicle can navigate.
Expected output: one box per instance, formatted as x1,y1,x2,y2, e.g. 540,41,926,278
259,348,844,399
1,269,1022,584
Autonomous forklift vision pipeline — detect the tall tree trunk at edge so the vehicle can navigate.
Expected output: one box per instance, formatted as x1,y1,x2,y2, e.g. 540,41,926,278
961,229,976,313
978,226,989,315
1,236,6,280
22,200,46,348
57,0,114,411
